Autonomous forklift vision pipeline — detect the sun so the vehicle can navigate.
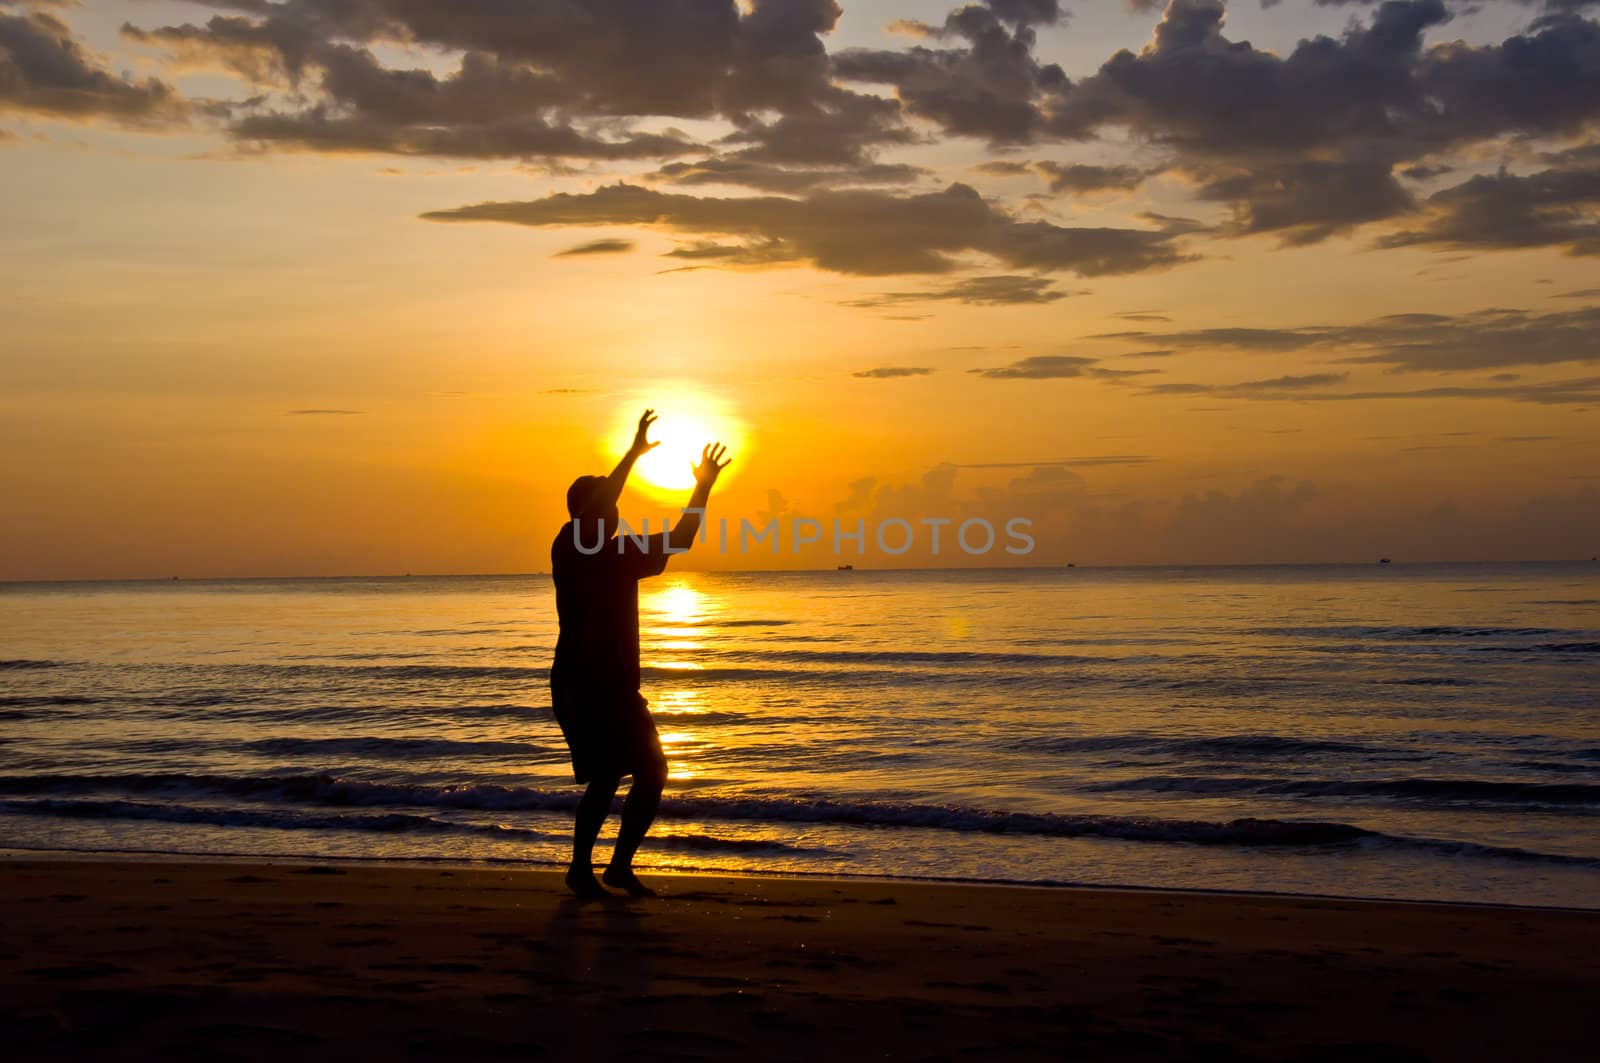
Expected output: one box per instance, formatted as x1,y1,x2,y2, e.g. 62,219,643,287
607,389,745,500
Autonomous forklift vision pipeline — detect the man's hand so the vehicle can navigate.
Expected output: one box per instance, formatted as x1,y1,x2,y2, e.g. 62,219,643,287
630,409,659,457
692,443,731,488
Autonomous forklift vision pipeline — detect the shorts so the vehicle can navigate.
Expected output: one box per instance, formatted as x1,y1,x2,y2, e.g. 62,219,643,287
550,683,664,784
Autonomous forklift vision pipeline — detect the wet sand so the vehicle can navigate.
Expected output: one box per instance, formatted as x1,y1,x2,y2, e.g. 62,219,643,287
3,858,1596,1061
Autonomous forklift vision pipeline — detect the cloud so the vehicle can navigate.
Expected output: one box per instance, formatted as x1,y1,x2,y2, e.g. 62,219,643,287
852,366,935,378
287,408,363,415
832,0,1068,145
949,455,1155,467
1378,164,1600,257
1039,0,1600,245
843,274,1070,308
1034,161,1150,194
968,354,1159,379
126,0,923,167
422,182,1190,278
2,9,185,125
968,355,1098,378
1197,160,1416,245
1164,475,1318,562
1106,305,1600,372
973,159,1033,176
1141,374,1600,405
648,157,925,193
136,0,845,118
553,238,635,257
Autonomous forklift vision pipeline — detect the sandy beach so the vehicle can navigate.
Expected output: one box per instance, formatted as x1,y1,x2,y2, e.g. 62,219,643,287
3,858,1596,1061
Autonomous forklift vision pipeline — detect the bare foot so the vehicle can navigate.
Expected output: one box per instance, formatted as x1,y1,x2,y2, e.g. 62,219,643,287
601,866,657,898
566,864,609,899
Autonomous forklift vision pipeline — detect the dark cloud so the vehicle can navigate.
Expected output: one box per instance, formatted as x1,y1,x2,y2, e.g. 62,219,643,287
1198,160,1416,245
229,109,695,159
1034,161,1150,193
423,182,1190,278
1106,304,1600,372
141,0,837,117
969,355,1098,378
844,274,1070,308
833,0,1068,145
1141,374,1600,405
554,238,634,257
968,354,1158,379
1378,164,1600,257
128,0,920,163
648,156,925,193
1400,162,1453,180
201,38,701,158
715,85,919,167
1040,0,1600,244
2,9,185,124
1142,372,1351,395
852,366,935,378
1240,371,1350,389
973,159,1033,175
950,455,1155,467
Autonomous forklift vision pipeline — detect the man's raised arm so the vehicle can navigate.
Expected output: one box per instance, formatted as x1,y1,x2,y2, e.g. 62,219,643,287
575,409,657,521
669,443,731,551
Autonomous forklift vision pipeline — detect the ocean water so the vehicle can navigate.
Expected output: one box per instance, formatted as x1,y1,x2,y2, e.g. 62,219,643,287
1,564,1596,908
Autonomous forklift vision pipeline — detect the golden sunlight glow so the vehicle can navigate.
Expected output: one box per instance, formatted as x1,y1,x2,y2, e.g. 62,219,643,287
643,581,714,626
608,390,746,499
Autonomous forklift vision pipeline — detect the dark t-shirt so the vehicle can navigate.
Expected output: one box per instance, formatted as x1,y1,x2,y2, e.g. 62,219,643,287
550,522,670,694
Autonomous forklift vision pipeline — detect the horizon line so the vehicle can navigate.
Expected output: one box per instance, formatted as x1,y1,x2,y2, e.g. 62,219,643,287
3,557,1597,586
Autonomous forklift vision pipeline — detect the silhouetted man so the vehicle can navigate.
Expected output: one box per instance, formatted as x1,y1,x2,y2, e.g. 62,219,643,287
550,409,730,898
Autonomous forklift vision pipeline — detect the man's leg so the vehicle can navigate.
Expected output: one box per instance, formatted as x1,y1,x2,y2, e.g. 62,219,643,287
567,774,620,898
602,752,666,898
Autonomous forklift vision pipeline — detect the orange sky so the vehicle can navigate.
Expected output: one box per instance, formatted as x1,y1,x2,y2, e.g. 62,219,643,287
2,0,1597,578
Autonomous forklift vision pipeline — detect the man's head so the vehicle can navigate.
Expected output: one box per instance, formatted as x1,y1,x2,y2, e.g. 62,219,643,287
567,475,618,535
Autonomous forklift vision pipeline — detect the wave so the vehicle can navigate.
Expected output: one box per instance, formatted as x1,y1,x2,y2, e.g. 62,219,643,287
1024,733,1376,758
1255,625,1573,640
715,648,1116,666
0,659,65,670
1090,775,1600,805
0,774,1365,845
0,771,1591,867
242,735,558,760
0,797,805,856
1489,642,1600,655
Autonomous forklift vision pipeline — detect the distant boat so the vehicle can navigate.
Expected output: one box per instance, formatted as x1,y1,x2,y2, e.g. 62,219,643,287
1379,557,1392,564
1066,563,1076,568
836,564,854,571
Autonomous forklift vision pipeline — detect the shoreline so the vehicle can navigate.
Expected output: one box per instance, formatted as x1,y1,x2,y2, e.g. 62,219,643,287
7,857,1598,1060
5,844,1598,914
